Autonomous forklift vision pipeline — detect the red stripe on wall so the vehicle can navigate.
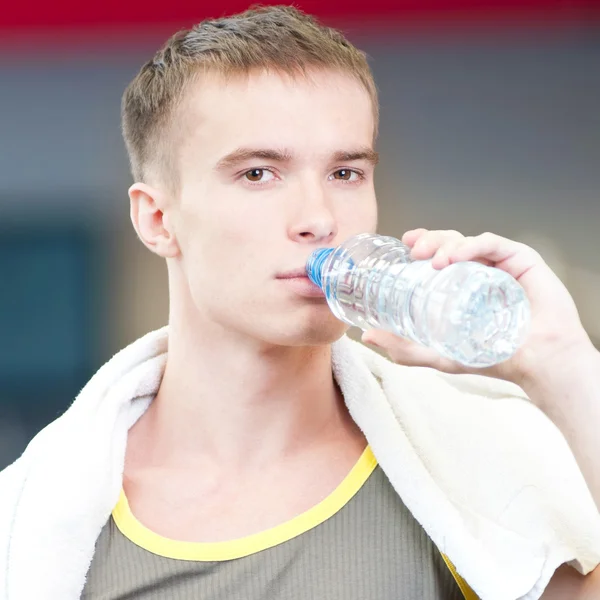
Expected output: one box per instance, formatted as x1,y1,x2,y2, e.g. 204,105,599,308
1,0,598,30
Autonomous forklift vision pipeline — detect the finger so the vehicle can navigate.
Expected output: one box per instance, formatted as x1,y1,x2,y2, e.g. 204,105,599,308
401,228,429,247
433,238,495,268
448,232,541,279
410,230,464,261
431,239,465,269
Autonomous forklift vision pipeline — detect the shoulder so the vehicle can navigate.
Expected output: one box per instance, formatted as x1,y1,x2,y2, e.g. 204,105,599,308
359,341,587,506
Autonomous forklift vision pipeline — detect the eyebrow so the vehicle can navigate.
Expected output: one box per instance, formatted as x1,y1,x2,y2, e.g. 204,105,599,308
215,148,293,171
331,148,379,166
214,146,379,171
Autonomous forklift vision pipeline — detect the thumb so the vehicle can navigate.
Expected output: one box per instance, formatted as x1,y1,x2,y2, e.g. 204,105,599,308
361,329,466,374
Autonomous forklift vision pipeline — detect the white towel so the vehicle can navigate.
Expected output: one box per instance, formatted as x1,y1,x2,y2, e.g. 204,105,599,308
1,327,599,600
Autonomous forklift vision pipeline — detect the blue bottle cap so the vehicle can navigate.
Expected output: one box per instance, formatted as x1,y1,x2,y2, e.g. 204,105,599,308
306,248,334,290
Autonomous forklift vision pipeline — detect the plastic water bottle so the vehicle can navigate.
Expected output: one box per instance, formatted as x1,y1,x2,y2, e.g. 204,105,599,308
306,233,530,368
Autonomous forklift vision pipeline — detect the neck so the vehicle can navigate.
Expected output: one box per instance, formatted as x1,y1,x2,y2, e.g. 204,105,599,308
127,312,362,472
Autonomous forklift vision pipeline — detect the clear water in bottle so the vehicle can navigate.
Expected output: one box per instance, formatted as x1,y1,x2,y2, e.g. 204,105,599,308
306,233,530,368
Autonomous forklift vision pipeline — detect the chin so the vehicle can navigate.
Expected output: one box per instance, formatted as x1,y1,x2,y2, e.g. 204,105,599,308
266,315,351,347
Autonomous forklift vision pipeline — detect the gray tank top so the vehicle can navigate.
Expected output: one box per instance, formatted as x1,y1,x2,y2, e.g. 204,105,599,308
82,447,474,599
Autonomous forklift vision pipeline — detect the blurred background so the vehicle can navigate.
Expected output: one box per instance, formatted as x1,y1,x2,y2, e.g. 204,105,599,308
1,1,599,468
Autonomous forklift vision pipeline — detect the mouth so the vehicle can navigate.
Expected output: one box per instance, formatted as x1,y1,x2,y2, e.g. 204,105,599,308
276,269,325,298
276,267,309,279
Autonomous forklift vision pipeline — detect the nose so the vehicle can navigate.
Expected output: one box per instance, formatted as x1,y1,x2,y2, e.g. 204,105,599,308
288,184,338,246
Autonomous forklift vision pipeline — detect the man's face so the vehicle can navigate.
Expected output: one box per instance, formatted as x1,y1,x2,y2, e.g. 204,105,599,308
171,69,378,347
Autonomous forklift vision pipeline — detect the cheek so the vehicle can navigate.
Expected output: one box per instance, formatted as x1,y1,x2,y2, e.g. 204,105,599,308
338,196,378,233
180,222,266,298
362,201,378,229
177,196,274,276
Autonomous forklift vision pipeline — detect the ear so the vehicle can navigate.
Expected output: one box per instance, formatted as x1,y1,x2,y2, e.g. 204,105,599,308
129,182,180,258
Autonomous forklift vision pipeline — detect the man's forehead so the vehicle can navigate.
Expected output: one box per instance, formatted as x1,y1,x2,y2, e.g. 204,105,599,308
177,69,376,162
184,68,373,115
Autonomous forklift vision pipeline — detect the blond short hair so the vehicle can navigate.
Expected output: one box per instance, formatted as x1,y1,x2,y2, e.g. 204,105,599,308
121,5,379,191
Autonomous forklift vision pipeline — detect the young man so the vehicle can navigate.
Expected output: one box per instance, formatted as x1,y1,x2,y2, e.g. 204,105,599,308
1,6,599,600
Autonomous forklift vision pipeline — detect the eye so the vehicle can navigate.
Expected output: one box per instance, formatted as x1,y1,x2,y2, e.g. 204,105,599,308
330,169,361,182
244,168,275,183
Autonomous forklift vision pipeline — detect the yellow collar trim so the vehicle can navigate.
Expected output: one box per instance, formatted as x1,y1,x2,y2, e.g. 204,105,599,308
440,553,480,600
113,445,377,561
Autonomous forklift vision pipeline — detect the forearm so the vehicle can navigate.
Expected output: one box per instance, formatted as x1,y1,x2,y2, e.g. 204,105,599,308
522,343,600,513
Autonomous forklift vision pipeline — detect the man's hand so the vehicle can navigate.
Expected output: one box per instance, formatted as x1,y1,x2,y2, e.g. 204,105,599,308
361,229,594,400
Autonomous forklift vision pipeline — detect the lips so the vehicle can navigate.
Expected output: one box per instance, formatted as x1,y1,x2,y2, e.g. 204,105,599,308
276,267,309,279
278,275,325,297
